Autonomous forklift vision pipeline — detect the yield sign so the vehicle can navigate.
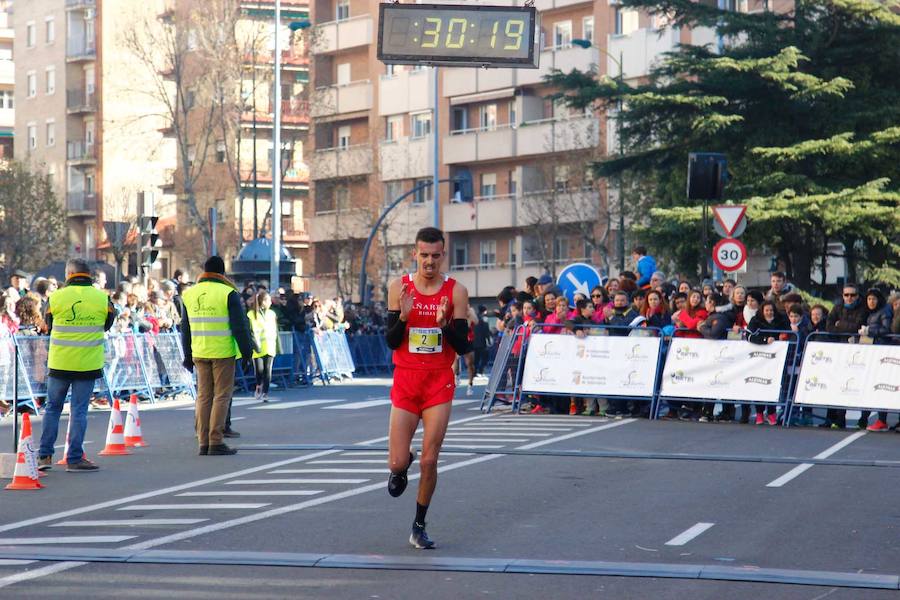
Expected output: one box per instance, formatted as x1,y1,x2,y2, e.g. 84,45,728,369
712,205,747,237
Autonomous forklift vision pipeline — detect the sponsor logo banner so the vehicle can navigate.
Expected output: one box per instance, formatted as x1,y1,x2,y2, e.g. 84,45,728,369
794,342,900,410
521,333,661,397
660,338,789,403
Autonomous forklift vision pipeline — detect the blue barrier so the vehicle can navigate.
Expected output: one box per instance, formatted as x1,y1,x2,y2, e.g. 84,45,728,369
347,334,393,374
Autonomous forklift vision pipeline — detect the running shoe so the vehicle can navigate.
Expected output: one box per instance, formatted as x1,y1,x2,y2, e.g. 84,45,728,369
755,413,764,425
867,420,889,432
388,450,415,498
409,522,436,549
466,385,474,396
530,405,545,415
766,413,777,426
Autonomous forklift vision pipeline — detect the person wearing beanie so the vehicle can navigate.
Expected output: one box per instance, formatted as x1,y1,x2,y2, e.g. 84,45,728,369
181,256,257,456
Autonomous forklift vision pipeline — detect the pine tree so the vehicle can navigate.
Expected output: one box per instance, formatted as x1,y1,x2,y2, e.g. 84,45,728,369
547,0,900,288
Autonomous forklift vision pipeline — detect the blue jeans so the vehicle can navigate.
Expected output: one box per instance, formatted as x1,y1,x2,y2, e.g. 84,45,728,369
39,376,95,464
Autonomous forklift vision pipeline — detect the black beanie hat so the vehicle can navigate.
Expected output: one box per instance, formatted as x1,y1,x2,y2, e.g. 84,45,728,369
204,256,226,274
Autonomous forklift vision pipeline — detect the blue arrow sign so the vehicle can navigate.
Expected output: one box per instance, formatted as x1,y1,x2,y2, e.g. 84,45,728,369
556,263,602,308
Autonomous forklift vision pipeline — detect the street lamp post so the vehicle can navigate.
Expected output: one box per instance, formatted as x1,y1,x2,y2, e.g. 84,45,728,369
572,39,625,273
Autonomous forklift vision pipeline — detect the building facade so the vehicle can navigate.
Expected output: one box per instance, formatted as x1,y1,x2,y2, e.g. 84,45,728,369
0,1,12,158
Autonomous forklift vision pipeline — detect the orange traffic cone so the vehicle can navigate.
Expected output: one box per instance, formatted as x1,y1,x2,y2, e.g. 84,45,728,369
57,417,91,465
98,398,131,456
6,413,43,490
124,394,147,448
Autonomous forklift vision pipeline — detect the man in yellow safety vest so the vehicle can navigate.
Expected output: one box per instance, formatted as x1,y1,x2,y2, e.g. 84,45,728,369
38,258,115,472
181,256,256,456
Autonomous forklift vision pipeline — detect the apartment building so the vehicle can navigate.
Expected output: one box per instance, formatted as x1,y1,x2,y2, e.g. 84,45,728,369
0,1,12,159
13,0,175,274
161,0,311,281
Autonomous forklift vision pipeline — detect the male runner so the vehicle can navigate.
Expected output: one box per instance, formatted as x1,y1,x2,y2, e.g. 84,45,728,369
384,227,471,549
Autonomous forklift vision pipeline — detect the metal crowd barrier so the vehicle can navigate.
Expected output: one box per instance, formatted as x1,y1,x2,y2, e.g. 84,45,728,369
480,325,527,413
347,334,393,375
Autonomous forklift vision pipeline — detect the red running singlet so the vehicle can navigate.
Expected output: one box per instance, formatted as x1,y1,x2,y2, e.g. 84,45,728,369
393,273,457,370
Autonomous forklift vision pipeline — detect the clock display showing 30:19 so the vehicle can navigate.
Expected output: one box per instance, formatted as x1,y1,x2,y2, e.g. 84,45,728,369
377,4,538,68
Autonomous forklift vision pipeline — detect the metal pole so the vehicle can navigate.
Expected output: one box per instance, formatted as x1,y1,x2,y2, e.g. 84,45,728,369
702,197,709,279
616,52,624,273
12,341,18,452
270,0,283,289
432,66,440,228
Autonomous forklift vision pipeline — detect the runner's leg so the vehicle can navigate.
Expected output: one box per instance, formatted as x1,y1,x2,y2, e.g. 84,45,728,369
417,400,452,507
465,352,475,387
388,406,418,474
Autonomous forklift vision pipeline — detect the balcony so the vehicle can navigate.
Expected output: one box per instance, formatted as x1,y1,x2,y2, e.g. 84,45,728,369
378,69,433,116
443,188,598,233
310,80,372,118
607,27,680,80
310,144,372,180
243,98,310,128
66,37,96,62
442,115,599,164
66,89,97,114
448,266,516,299
246,48,309,68
66,140,97,166
379,136,433,182
66,0,96,9
443,44,600,96
281,218,310,246
444,195,516,233
160,168,176,193
66,191,97,216
312,15,373,55
307,208,372,242
534,0,591,10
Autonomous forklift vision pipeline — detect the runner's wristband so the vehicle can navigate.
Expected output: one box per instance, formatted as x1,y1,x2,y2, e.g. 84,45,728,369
385,310,405,349
442,318,472,356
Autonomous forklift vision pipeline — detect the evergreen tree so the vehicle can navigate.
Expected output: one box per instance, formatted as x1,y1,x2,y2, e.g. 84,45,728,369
547,0,900,288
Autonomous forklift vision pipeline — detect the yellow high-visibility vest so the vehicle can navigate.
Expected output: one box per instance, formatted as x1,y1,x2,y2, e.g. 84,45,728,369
48,284,108,371
183,281,239,359
248,309,278,358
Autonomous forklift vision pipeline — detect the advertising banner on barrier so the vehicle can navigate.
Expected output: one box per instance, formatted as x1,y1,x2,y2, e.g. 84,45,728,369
660,338,789,403
793,341,900,410
520,333,660,397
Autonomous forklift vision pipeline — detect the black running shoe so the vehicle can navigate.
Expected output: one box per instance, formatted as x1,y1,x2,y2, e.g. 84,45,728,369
409,522,435,549
388,451,415,498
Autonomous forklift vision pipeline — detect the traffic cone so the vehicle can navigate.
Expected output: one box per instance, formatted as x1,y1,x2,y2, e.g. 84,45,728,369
569,399,577,415
57,417,91,465
6,413,43,490
98,398,131,456
124,394,147,448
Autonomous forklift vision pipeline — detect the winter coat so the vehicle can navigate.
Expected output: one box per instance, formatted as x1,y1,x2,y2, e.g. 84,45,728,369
673,308,709,339
825,301,868,335
699,309,735,340
747,313,790,344
866,305,894,338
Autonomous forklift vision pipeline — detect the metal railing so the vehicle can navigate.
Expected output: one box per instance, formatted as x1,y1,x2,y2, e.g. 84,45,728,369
66,139,96,161
66,191,98,213
66,88,96,112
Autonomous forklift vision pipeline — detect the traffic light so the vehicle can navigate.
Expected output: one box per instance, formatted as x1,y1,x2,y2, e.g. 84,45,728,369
139,215,160,275
687,152,728,201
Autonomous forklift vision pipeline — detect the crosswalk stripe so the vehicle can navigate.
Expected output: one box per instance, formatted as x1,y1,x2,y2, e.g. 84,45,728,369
0,536,136,544
339,451,387,456
268,468,388,474
250,399,345,410
442,437,524,443
176,491,323,497
443,431,551,437
323,399,392,410
452,428,570,434
51,520,207,527
117,504,268,510
309,459,391,464
441,444,504,449
226,479,369,485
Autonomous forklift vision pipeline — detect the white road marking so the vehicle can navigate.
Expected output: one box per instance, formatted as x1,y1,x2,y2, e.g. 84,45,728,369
309,459,412,465
441,437,526,443
0,560,34,566
442,444,504,449
665,522,715,546
766,431,867,488
516,419,636,450
323,399,392,410
176,491,323,497
339,451,387,456
459,425,579,431
358,413,495,445
448,430,553,436
250,399,345,410
226,479,369,485
488,419,594,426
268,468,388,474
54,441,94,449
0,536,137,545
117,504,269,511
50,519,207,527
230,417,246,422
0,561,87,590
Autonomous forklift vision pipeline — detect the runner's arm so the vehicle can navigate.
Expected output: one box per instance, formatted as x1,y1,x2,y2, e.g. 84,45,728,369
442,283,472,355
385,278,405,349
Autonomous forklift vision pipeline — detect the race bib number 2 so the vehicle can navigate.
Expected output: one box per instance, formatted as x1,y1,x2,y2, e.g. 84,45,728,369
409,327,442,354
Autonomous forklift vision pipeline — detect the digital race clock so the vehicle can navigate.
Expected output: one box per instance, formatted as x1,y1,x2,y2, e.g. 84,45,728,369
377,3,539,68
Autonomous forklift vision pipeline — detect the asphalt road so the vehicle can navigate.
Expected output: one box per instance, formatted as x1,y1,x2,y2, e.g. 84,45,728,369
0,377,898,599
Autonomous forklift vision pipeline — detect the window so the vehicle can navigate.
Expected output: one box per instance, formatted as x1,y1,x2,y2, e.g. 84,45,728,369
385,115,402,142
453,240,468,268
508,100,517,127
45,67,55,95
509,239,518,265
336,0,350,21
479,173,497,198
413,178,432,204
411,112,431,138
0,90,12,109
27,124,36,150
85,66,96,96
337,125,351,148
553,237,569,261
480,240,496,267
85,16,95,51
46,120,55,147
214,199,226,222
582,17,594,43
84,119,95,148
187,29,198,51
335,186,350,211
26,22,36,48
554,165,570,191
85,173,95,194
614,7,639,36
553,21,572,48
216,140,226,163
187,144,196,166
508,169,519,196
26,71,36,98
479,104,497,131
45,17,56,44
336,62,351,85
451,107,468,132
385,64,397,77
384,181,402,203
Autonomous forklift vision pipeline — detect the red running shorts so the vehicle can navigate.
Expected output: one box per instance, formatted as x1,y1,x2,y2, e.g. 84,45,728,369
391,366,455,417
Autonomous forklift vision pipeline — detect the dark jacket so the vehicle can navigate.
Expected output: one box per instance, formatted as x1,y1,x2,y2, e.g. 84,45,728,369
566,315,594,334
645,310,672,330
46,275,116,381
866,305,894,338
473,317,492,350
180,273,258,366
747,312,790,344
826,300,868,335
699,309,735,340
605,306,640,336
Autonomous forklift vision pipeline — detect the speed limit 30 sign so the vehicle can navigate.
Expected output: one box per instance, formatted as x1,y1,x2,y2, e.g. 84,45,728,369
712,238,747,272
